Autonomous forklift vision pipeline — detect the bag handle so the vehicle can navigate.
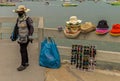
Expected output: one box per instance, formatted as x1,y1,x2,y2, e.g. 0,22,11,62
48,37,55,44
47,37,56,44
43,37,56,44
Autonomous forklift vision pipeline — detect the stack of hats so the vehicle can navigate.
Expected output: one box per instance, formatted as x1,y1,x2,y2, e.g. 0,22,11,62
96,20,109,35
64,16,97,39
64,16,82,39
109,24,120,36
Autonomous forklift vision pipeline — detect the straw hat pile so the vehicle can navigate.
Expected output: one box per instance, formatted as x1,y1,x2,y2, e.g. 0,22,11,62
64,16,96,39
64,16,82,39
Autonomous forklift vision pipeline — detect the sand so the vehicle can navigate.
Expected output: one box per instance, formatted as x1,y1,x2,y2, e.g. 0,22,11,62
45,64,120,81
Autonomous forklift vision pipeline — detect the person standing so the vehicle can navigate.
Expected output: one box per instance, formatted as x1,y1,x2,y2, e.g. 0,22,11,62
10,5,34,71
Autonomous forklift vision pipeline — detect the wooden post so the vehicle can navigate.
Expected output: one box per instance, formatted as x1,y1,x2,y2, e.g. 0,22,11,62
38,17,44,53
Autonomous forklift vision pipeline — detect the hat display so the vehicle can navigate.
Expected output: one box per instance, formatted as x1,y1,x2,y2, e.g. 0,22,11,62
13,5,30,13
96,20,109,35
81,22,96,33
109,24,120,36
64,16,82,39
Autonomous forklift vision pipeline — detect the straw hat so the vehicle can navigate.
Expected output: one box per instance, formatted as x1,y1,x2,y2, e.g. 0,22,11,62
13,5,30,13
66,16,82,24
81,22,96,33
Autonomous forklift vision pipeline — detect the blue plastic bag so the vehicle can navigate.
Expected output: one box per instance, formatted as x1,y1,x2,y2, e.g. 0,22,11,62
39,37,61,69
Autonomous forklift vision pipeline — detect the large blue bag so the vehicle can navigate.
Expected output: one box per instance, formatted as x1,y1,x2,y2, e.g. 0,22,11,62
39,37,61,68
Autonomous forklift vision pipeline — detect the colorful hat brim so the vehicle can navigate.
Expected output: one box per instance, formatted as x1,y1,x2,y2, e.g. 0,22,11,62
96,31,108,35
64,29,81,39
109,32,120,36
96,29,109,34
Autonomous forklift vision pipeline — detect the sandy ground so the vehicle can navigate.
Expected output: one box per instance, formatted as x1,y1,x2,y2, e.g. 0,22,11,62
1,40,120,81
45,63,120,81
0,40,45,81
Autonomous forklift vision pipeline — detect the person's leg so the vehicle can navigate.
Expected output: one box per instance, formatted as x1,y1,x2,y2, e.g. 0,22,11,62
20,41,29,66
17,41,29,71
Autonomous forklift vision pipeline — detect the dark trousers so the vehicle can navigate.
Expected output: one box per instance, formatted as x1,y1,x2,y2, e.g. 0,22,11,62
19,41,29,66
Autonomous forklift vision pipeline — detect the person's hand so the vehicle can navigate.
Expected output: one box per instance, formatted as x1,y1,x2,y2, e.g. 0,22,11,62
29,36,33,43
10,36,15,41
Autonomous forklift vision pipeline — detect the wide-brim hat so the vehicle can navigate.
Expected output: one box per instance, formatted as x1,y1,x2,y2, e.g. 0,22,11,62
81,22,96,33
66,16,82,24
13,5,30,13
109,24,120,36
63,28,81,39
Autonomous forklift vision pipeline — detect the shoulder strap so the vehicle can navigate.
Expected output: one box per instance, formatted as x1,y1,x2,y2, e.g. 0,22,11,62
25,16,30,29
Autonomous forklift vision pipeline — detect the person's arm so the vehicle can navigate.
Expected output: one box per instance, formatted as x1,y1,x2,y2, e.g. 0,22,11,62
26,17,34,36
26,17,34,43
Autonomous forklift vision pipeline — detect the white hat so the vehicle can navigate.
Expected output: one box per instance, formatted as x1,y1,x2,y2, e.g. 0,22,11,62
13,5,30,13
66,16,82,24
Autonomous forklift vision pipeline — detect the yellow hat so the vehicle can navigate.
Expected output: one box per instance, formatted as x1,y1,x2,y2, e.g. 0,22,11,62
13,5,30,13
81,22,96,33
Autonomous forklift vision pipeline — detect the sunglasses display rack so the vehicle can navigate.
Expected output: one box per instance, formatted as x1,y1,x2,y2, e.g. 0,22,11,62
71,45,96,71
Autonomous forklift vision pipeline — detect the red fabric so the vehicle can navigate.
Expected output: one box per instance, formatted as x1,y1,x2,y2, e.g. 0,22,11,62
110,24,120,33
